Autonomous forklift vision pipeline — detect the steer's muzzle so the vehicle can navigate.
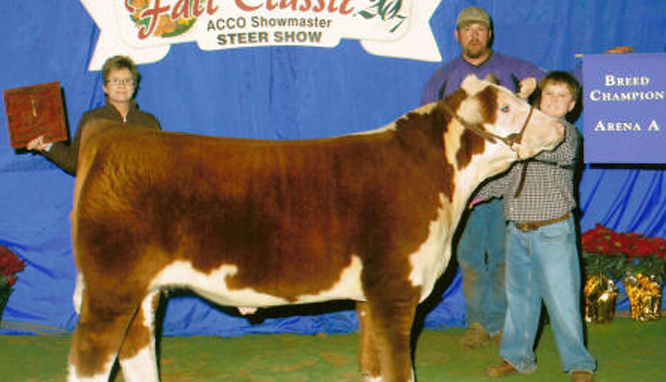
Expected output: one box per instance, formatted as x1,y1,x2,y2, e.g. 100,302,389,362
515,117,566,160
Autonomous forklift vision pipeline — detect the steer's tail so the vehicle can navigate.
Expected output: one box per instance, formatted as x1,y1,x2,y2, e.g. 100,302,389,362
72,273,84,314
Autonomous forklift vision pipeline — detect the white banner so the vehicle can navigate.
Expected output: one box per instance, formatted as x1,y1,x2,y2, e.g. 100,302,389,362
80,0,443,70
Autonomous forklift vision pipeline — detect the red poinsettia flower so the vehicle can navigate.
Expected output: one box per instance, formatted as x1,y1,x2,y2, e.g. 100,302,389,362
629,236,655,258
0,245,25,287
581,224,626,255
581,224,666,282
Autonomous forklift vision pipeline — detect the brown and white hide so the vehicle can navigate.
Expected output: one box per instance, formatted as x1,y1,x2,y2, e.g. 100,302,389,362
67,74,563,382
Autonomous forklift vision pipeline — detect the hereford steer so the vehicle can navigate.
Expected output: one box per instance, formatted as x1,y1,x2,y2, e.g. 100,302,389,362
68,75,564,382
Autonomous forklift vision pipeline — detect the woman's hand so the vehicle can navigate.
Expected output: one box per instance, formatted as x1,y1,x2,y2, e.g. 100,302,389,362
26,135,51,151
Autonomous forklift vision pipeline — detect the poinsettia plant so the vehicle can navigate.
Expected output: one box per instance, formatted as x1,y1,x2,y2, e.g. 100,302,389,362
581,224,666,282
581,224,627,280
0,244,25,288
623,234,666,282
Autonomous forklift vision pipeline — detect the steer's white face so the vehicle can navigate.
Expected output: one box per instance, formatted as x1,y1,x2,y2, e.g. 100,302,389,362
458,74,565,160
443,75,566,215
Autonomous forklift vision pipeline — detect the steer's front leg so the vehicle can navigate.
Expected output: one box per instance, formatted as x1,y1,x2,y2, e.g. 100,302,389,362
363,290,420,382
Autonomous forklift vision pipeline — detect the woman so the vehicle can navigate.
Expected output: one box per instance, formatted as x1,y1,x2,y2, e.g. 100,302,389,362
27,55,161,175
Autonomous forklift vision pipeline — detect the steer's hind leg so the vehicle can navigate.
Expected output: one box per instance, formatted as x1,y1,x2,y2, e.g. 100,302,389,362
118,291,162,382
68,292,139,382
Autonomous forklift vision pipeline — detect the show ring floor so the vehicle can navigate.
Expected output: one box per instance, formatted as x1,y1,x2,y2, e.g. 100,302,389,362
1,317,664,382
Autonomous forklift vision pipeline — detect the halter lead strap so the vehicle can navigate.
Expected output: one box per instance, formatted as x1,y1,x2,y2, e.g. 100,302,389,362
440,100,534,148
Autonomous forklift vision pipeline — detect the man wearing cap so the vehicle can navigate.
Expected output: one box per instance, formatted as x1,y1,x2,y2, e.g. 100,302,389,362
421,6,544,350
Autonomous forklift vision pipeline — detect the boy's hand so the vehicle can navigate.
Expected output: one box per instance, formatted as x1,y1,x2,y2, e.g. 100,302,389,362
518,77,537,99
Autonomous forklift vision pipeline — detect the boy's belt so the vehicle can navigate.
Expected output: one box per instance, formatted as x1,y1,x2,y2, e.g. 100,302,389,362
514,213,570,232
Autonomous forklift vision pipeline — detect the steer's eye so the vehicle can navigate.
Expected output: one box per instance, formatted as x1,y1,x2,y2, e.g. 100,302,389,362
501,105,510,113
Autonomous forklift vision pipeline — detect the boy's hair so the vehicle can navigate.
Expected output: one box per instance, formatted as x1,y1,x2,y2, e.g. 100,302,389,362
101,55,140,84
531,71,582,122
538,71,580,100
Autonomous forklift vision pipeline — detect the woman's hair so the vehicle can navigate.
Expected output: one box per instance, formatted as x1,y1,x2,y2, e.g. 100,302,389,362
101,55,140,84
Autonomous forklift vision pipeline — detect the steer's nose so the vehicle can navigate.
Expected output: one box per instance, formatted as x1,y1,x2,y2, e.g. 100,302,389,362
517,115,567,160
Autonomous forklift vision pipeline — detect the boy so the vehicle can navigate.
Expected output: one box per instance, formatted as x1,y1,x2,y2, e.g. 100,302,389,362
476,71,597,382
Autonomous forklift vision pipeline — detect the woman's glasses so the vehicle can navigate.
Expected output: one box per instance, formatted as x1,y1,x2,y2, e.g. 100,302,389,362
106,78,134,86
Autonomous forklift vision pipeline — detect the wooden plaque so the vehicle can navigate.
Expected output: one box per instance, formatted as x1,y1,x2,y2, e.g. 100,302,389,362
4,81,67,148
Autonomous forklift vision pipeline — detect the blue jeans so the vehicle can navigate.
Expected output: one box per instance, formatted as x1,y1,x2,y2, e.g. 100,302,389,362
456,199,506,336
501,216,596,373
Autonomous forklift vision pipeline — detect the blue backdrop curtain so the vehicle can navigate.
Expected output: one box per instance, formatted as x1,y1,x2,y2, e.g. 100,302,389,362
1,0,665,336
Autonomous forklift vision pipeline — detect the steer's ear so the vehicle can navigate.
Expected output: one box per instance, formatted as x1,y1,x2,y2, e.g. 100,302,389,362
461,74,486,95
461,73,479,83
484,74,499,84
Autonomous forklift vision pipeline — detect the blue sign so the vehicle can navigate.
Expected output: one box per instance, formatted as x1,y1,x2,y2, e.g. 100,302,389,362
583,53,666,163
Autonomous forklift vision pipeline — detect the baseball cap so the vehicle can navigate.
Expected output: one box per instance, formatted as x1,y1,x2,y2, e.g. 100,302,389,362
456,6,491,28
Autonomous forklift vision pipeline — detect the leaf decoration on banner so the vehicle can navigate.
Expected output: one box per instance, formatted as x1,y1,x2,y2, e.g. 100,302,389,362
356,0,406,33
126,0,201,38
